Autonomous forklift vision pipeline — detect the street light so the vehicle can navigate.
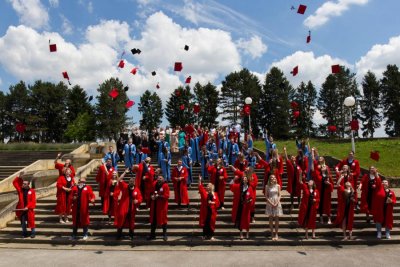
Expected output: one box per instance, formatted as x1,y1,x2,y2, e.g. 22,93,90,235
245,97,252,133
344,96,356,153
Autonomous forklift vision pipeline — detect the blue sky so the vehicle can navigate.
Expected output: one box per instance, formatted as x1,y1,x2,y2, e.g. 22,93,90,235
0,0,399,135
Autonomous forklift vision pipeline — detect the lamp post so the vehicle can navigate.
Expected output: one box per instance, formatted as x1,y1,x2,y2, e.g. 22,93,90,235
245,97,252,133
344,96,356,153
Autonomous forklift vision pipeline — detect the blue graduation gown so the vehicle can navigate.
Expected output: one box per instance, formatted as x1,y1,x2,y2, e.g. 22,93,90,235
135,152,148,165
227,142,239,165
190,137,201,163
182,154,193,185
200,151,210,179
160,151,171,182
103,151,120,170
123,144,136,168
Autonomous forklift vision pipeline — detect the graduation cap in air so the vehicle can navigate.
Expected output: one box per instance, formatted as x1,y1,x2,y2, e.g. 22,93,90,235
118,60,125,68
130,67,138,75
179,104,185,110
15,122,26,133
175,89,181,97
290,101,299,109
124,86,129,92
156,83,160,89
370,151,380,161
185,76,191,84
131,48,141,55
193,103,200,114
151,71,156,76
293,110,300,118
174,62,183,72
331,64,341,74
328,125,337,132
88,96,93,101
184,45,189,51
49,40,57,52
125,100,135,108
350,119,359,131
306,31,311,43
62,71,71,85
291,66,298,76
297,4,307,14
109,88,119,99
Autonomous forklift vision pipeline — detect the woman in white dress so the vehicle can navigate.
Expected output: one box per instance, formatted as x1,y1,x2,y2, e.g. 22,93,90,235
265,174,283,240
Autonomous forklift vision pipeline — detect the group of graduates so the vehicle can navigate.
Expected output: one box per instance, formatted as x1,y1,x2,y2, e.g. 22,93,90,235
12,126,397,242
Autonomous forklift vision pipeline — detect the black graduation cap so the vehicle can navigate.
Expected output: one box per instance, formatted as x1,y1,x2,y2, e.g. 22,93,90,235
151,71,156,76
88,96,93,101
124,86,129,92
131,48,141,55
184,45,189,51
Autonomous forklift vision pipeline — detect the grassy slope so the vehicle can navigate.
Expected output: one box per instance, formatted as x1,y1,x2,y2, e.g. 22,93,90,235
254,139,400,177
0,143,81,151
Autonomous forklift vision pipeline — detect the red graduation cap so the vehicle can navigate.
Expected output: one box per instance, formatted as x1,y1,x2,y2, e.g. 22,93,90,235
193,103,200,114
49,44,57,52
179,104,185,110
370,151,380,161
175,90,181,97
290,101,299,109
331,64,341,74
15,122,26,133
328,125,337,132
156,83,160,89
306,31,311,43
125,100,135,108
130,67,138,75
118,60,125,68
297,4,307,14
291,66,299,76
174,62,183,72
185,76,191,84
350,119,359,131
109,88,119,99
62,71,71,85
293,110,300,118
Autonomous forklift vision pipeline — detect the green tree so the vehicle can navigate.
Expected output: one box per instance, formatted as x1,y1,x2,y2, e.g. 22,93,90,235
0,92,6,142
360,71,381,138
66,85,91,123
259,67,292,139
380,64,400,137
64,112,96,142
95,78,130,141
193,82,219,129
292,81,317,137
165,85,195,128
138,90,163,132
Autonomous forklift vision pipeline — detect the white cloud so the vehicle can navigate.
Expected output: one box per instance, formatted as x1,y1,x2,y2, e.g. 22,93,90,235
8,0,49,30
304,0,369,29
355,35,400,79
86,20,131,48
48,0,58,7
236,35,267,59
87,1,93,13
269,51,351,88
136,0,152,5
60,15,73,35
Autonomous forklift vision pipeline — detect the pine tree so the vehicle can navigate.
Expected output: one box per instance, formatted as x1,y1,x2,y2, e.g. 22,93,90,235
380,64,400,137
66,85,91,123
0,92,6,143
138,90,163,132
259,67,292,139
292,81,317,137
165,85,194,128
64,112,96,142
360,71,381,138
95,78,130,141
193,82,219,129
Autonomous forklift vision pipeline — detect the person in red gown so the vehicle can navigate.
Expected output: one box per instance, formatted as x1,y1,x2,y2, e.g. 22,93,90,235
335,181,357,240
335,151,361,187
233,153,248,173
13,173,36,238
132,157,155,209
298,180,319,239
54,152,75,178
70,177,95,240
114,169,143,240
103,170,120,223
96,158,114,211
172,159,189,208
230,175,255,240
381,180,396,239
55,168,75,224
148,175,170,241
247,168,258,223
207,158,227,209
359,166,384,225
283,147,302,212
198,176,220,240
311,150,333,224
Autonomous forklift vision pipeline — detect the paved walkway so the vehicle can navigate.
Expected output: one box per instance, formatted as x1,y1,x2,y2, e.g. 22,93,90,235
1,246,400,267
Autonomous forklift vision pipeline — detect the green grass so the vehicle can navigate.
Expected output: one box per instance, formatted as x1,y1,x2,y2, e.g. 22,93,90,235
254,138,400,177
0,142,82,151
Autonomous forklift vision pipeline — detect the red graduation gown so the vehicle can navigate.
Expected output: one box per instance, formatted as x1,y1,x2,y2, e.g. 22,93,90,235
382,189,396,229
55,163,76,178
55,175,75,215
230,183,255,231
298,184,319,229
71,185,95,227
360,174,385,222
208,165,227,204
172,166,189,205
335,188,357,230
114,182,142,229
149,181,170,226
285,159,302,197
234,159,248,172
102,179,120,216
312,168,333,215
336,158,361,185
199,184,220,231
136,163,155,207
96,165,114,198
13,177,36,228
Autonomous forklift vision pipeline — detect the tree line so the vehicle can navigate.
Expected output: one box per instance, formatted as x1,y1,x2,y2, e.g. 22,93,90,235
0,64,399,142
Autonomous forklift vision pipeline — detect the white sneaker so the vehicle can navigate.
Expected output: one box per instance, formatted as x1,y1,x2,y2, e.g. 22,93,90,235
64,218,69,223
386,233,391,239
60,219,65,224
377,232,382,239
83,235,88,240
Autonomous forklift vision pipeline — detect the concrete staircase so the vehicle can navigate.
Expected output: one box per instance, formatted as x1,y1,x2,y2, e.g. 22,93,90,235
0,152,399,246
